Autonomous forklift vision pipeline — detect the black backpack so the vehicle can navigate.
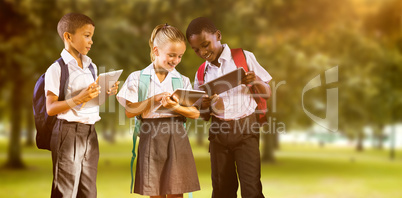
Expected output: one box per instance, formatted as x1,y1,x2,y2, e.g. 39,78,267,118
32,58,95,150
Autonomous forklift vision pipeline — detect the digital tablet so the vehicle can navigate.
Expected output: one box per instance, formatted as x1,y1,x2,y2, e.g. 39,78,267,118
198,67,246,96
86,69,123,107
156,88,206,112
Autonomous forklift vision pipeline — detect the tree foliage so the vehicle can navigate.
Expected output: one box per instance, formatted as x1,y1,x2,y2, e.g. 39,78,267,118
1,0,401,167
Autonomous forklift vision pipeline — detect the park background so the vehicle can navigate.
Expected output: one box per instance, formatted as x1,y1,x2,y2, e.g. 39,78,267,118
1,0,402,197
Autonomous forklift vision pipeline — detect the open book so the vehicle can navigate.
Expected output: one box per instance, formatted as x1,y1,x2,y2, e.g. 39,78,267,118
155,88,206,113
198,67,246,96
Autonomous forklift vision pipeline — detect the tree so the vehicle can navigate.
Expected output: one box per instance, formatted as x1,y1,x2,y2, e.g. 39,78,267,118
0,0,33,168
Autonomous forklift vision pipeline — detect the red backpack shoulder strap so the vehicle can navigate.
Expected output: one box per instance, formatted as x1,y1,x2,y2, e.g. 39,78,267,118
197,62,207,85
231,48,248,72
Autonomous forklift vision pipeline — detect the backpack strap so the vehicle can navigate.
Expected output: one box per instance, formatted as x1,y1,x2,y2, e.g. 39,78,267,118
231,48,248,72
172,74,183,90
135,69,152,136
88,63,96,80
138,70,151,105
196,62,207,85
56,58,96,100
231,48,269,124
56,58,69,101
131,69,151,193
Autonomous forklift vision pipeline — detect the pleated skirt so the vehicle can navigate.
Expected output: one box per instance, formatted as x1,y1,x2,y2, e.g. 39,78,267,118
134,117,200,196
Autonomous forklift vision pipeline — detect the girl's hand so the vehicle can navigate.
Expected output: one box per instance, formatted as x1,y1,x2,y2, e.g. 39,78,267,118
153,92,170,102
161,94,179,110
107,81,120,95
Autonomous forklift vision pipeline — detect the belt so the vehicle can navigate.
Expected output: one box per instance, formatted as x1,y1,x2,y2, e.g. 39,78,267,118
141,116,187,123
211,113,255,123
59,119,95,131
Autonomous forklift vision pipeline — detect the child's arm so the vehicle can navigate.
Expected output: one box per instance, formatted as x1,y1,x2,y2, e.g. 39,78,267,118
242,71,271,99
46,81,100,116
125,92,169,118
161,95,200,119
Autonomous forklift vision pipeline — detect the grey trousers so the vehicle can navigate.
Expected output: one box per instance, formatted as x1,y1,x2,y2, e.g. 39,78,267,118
209,114,265,198
50,119,99,198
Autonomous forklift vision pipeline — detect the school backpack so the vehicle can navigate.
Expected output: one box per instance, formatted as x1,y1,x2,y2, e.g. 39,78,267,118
32,58,95,151
196,48,269,125
129,68,186,193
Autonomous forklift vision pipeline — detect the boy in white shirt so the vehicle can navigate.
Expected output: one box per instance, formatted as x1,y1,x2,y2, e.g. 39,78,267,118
45,13,119,198
186,17,272,198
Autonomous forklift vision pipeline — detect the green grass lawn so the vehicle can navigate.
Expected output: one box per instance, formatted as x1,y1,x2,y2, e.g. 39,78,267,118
1,138,401,198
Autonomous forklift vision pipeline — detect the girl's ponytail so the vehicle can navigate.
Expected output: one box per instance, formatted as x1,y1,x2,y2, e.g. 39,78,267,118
149,23,186,62
149,24,164,62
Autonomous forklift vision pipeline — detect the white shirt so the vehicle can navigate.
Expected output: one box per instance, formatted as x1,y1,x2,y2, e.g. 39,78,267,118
194,44,272,120
117,63,192,118
44,49,100,124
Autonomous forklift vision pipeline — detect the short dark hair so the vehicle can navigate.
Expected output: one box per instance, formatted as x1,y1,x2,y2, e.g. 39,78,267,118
186,17,218,40
57,13,94,41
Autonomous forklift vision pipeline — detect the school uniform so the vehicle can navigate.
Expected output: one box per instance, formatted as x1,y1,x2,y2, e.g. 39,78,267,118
194,44,272,198
45,49,100,198
117,64,200,196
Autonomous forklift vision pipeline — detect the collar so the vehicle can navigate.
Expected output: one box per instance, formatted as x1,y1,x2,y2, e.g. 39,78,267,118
205,43,231,70
61,49,92,69
142,63,181,78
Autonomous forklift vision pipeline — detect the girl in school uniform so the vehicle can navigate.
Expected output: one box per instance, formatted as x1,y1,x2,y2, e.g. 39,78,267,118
117,24,200,198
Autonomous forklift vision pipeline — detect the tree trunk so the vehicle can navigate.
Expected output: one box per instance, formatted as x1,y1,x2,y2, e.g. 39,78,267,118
25,103,35,147
273,132,280,150
4,77,25,169
389,124,396,160
261,125,275,163
375,124,384,150
196,120,204,146
110,116,116,143
197,130,204,146
356,130,364,152
377,134,384,150
102,120,113,143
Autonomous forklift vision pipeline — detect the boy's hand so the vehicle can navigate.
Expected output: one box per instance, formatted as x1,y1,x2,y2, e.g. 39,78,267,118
107,81,120,95
200,94,219,110
77,81,101,104
242,71,256,85
198,94,218,121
